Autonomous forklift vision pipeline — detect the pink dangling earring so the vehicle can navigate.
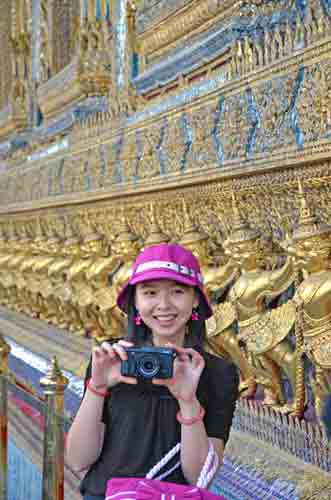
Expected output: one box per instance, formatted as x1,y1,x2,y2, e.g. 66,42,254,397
135,312,142,325
191,309,199,321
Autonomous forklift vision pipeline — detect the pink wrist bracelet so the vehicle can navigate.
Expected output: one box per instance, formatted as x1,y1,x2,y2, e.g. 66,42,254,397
176,405,205,425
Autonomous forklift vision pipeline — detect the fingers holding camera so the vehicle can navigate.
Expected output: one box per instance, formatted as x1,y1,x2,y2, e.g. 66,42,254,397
153,344,205,402
91,340,137,388
174,346,205,369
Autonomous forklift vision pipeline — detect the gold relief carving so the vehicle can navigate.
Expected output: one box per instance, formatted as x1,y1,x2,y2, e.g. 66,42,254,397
230,3,331,83
121,131,138,181
186,102,219,169
297,61,331,142
62,156,77,195
102,140,120,188
38,165,51,200
137,0,242,62
68,156,88,194
162,114,187,174
90,145,107,190
215,93,251,161
136,126,162,178
5,30,331,205
252,75,297,153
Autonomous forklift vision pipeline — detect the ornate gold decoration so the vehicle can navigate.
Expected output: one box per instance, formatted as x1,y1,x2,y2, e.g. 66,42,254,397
0,0,31,140
137,0,242,65
38,1,111,122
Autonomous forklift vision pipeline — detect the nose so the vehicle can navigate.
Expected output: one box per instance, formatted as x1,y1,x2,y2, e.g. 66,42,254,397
156,290,172,310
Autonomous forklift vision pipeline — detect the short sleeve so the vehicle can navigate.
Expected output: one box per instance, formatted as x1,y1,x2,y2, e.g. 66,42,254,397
202,354,239,444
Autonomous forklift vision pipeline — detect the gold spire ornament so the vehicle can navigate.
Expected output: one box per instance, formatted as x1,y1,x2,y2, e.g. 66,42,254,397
40,357,68,500
144,203,169,246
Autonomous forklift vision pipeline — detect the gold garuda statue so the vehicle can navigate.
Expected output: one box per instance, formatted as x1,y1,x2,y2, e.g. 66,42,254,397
178,200,256,398
287,182,331,424
223,195,302,413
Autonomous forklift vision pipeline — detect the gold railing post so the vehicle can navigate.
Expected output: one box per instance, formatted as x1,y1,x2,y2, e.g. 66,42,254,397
40,357,68,500
0,334,10,500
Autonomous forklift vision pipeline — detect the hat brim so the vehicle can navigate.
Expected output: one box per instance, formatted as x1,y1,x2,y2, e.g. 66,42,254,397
116,268,213,318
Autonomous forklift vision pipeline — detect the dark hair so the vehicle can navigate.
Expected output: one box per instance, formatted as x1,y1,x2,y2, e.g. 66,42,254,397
124,285,208,350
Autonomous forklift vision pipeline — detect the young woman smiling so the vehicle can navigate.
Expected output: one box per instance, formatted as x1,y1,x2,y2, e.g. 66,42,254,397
66,243,239,500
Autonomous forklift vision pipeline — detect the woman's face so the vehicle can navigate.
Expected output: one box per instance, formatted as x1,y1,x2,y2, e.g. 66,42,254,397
135,279,199,346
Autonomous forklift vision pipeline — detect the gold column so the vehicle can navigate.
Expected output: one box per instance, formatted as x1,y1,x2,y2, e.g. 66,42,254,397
100,0,107,18
40,358,68,500
0,334,10,500
87,0,96,22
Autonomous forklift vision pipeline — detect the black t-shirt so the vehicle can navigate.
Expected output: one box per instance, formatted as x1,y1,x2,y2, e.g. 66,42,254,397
80,350,239,496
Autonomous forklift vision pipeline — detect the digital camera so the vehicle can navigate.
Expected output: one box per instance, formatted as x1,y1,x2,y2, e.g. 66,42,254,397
121,346,176,379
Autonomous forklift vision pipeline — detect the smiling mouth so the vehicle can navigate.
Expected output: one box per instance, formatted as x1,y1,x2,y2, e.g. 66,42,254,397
154,315,177,322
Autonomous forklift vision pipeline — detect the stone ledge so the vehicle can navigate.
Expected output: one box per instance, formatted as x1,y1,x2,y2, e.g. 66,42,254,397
0,306,92,378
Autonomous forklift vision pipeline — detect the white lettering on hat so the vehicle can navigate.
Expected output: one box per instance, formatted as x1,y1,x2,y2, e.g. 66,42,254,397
134,260,203,283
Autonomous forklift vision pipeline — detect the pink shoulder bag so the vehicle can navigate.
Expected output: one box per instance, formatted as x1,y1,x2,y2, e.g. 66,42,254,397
105,440,226,500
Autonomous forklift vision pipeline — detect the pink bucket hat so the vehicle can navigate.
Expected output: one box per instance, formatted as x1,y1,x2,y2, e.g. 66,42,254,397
117,243,213,318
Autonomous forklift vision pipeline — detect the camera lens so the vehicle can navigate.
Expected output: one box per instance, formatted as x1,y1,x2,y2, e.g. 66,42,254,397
138,354,160,379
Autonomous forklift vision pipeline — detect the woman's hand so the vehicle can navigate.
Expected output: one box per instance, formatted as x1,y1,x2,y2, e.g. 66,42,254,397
153,344,205,403
91,339,137,388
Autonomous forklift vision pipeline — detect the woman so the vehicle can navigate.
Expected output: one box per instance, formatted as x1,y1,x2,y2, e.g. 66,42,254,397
66,243,239,500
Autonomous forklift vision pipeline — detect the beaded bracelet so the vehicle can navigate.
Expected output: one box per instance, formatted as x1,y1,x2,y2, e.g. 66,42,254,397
176,405,205,425
86,378,109,398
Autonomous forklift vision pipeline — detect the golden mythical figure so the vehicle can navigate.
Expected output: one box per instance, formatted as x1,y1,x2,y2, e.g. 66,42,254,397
179,201,256,397
47,219,82,331
223,196,304,414
6,224,32,313
27,217,68,322
288,183,331,423
87,214,142,340
0,225,11,307
65,222,106,337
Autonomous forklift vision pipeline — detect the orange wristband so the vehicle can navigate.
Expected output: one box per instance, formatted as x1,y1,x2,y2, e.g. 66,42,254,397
176,405,205,425
86,379,109,398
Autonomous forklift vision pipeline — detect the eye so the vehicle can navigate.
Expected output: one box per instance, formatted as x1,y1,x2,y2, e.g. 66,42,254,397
142,289,156,296
173,287,185,294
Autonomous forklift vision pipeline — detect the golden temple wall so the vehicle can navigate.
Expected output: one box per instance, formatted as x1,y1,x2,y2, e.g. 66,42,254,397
0,1,331,498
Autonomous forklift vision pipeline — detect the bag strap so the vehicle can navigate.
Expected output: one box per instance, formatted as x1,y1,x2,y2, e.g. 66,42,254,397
196,440,219,489
145,439,219,487
145,443,181,480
